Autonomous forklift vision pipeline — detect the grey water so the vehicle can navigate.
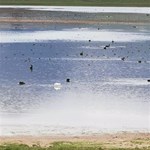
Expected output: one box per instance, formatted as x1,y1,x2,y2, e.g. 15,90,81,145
0,22,150,136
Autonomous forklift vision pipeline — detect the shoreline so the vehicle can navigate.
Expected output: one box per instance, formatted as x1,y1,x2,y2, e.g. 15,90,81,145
0,132,150,148
0,7,150,25
0,18,150,25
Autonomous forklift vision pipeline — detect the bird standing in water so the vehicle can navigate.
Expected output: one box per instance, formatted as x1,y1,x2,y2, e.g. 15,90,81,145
30,65,33,72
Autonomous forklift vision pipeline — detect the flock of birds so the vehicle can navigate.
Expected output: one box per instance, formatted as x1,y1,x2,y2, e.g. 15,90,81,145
1,25,150,86
16,36,150,86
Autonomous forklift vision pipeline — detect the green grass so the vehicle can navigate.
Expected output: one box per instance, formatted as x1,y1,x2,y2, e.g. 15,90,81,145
0,0,150,6
0,142,150,150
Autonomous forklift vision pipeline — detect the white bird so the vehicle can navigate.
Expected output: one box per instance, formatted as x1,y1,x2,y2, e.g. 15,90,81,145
53,83,62,90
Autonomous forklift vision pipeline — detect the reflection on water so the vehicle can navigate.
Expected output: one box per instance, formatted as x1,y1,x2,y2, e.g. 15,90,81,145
1,29,150,42
0,24,150,136
1,6,150,14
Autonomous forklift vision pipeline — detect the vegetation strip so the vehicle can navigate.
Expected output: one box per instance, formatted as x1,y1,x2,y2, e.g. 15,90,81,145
0,142,150,150
0,0,150,6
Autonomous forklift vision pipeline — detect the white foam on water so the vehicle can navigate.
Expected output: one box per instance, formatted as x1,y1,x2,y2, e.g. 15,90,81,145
1,29,150,43
0,89,149,136
107,78,150,86
0,6,150,14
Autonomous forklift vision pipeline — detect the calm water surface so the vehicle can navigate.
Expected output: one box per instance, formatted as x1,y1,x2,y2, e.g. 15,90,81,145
0,22,150,136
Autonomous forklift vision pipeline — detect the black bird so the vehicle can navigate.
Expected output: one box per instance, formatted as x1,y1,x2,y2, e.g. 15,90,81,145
104,46,107,50
80,52,83,56
66,78,70,82
30,65,33,72
121,57,125,61
19,81,25,85
106,44,110,48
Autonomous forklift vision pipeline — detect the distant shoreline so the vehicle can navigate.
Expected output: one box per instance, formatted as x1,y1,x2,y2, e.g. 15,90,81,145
0,18,150,25
0,7,150,25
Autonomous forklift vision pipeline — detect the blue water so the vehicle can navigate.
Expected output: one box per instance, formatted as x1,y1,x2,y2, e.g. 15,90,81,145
0,24,150,136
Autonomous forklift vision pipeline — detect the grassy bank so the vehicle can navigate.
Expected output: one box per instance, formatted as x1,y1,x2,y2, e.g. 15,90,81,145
0,142,150,150
0,0,150,6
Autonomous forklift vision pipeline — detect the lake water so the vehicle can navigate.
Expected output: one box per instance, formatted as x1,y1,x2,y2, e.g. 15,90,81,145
0,8,150,136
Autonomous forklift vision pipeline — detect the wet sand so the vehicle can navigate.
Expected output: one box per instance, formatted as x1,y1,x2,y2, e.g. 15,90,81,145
0,7,150,25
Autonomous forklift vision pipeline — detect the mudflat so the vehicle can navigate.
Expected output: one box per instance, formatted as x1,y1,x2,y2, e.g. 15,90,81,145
0,7,150,25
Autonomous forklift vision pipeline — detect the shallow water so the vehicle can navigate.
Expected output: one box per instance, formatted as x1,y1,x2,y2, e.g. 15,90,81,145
0,13,150,136
1,6,150,14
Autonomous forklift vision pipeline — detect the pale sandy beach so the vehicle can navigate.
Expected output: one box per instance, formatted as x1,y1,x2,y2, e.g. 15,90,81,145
0,132,150,148
1,133,150,148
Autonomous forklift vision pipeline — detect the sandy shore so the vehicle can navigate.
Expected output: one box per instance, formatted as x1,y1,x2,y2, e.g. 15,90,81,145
0,133,150,148
0,7,150,25
0,18,150,25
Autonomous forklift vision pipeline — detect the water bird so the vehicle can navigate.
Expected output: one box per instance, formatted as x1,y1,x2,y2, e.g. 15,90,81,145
147,80,150,82
104,46,107,50
19,81,25,85
138,60,142,63
54,83,62,90
121,57,125,61
106,44,110,48
66,78,70,82
30,65,33,72
80,52,83,56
